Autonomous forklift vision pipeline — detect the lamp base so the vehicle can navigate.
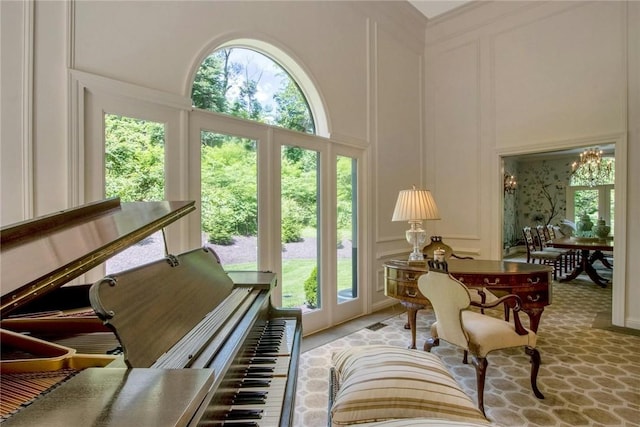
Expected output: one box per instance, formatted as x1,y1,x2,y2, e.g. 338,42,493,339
405,223,427,262
408,250,424,261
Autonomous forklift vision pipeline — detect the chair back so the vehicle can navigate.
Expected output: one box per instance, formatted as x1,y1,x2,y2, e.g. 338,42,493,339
546,224,557,240
522,226,539,253
536,225,551,249
418,260,470,349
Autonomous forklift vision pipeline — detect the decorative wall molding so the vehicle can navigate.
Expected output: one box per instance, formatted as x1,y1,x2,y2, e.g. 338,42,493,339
429,39,482,242
69,69,192,111
21,0,34,219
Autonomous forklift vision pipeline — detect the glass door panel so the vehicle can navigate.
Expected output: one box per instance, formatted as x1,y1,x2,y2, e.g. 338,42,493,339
336,156,357,304
104,114,166,273
609,188,615,235
280,146,319,311
200,131,258,270
573,188,599,225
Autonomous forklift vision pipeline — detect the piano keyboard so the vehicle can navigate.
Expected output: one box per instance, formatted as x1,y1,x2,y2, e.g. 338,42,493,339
196,318,298,427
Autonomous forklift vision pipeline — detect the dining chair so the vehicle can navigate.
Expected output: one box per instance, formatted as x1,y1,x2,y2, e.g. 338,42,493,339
418,260,544,416
536,225,571,274
545,224,578,270
522,226,562,280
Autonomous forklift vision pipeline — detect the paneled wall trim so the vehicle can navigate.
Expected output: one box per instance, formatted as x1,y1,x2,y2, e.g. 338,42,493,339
1,1,637,329
425,1,636,329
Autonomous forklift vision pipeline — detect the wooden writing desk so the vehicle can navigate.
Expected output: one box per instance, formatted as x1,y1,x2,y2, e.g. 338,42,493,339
384,259,552,349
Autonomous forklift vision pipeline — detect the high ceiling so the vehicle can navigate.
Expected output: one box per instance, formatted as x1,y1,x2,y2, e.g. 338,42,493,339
408,0,471,19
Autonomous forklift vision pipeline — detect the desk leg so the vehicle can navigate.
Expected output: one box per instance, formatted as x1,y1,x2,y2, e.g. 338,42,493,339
401,302,424,349
523,307,543,333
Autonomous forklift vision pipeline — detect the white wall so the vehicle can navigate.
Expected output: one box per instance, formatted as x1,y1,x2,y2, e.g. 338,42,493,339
424,0,639,329
2,0,637,328
1,1,427,310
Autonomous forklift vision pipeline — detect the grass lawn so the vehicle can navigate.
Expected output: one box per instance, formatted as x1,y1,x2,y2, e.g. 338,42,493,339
225,258,355,309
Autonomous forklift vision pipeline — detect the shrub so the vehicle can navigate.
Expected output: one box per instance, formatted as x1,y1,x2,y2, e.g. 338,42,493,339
304,266,318,308
282,216,303,243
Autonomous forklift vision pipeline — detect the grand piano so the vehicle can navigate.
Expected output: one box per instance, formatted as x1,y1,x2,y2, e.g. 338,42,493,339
0,198,302,426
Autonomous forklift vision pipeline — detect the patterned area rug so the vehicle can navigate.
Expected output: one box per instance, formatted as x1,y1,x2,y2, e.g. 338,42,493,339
294,274,640,426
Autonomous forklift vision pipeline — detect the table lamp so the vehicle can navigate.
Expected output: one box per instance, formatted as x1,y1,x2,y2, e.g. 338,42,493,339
392,185,441,261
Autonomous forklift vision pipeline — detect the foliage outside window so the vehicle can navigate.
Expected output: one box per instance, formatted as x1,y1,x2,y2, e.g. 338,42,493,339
104,114,166,273
569,157,615,229
193,48,317,248
105,115,165,201
192,48,314,133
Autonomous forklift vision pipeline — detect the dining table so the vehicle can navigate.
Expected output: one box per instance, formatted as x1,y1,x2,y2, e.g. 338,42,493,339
550,236,613,287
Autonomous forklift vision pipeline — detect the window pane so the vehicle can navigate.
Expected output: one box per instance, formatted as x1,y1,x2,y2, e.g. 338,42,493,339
573,189,599,230
192,48,314,133
337,156,357,303
104,114,166,273
281,146,319,310
201,131,258,270
609,188,615,236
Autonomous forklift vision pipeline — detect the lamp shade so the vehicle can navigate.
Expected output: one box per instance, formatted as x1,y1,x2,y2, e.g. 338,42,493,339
392,186,440,221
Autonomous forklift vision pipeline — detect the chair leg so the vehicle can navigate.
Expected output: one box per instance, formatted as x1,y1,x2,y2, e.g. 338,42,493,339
471,356,488,417
525,346,544,399
424,337,439,352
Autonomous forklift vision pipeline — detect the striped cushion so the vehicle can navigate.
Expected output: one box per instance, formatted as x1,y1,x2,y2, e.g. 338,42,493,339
331,345,488,426
355,418,491,427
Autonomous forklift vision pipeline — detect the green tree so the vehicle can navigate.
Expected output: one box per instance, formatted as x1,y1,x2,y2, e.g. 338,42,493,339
336,157,354,229
105,115,165,202
274,78,314,133
201,138,258,244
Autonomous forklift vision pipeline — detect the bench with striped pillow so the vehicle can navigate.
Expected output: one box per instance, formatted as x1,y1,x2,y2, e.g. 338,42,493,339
329,345,490,426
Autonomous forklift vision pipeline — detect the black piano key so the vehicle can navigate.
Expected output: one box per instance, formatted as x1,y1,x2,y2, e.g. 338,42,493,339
248,358,276,364
240,379,271,388
246,367,274,373
234,391,268,399
222,422,259,427
232,397,267,405
256,339,281,344
226,409,263,420
243,373,273,379
255,346,280,352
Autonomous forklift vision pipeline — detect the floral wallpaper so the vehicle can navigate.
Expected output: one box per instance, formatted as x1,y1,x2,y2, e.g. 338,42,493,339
503,156,575,248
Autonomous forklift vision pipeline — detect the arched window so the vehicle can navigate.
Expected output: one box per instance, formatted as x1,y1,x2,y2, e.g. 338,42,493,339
191,47,314,134
189,42,362,333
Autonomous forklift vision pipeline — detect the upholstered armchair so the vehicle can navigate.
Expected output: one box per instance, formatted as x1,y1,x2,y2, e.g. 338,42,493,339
417,260,544,416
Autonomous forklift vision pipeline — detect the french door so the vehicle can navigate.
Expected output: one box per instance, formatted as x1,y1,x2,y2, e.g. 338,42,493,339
189,110,363,334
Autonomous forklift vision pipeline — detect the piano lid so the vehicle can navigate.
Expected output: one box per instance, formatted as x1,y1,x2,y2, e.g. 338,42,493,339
1,198,195,316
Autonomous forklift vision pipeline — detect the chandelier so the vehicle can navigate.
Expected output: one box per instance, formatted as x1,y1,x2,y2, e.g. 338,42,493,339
571,147,613,187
